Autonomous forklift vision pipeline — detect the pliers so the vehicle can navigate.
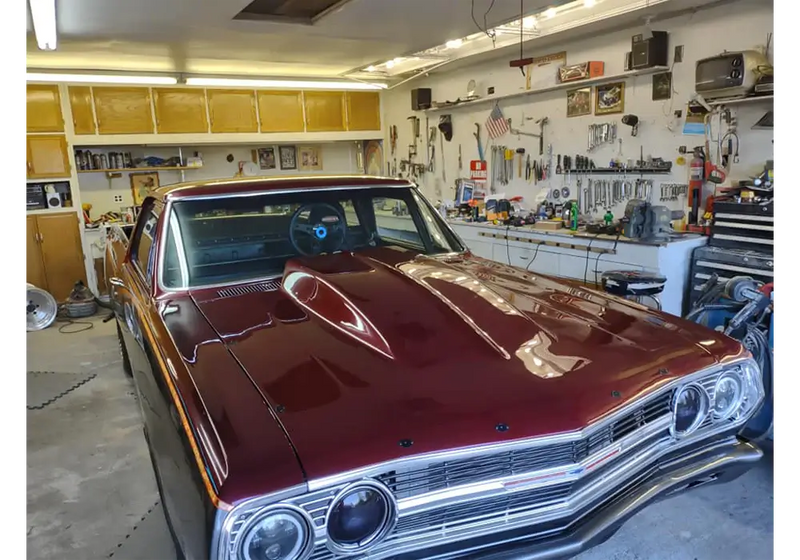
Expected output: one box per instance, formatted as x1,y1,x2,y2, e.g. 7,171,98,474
525,154,532,182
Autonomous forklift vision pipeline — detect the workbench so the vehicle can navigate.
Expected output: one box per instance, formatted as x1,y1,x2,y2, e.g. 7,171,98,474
447,220,707,316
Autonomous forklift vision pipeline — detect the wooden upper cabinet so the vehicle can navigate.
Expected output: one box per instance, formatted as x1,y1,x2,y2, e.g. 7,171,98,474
153,88,209,133
68,86,96,135
207,89,258,133
304,91,346,132
258,91,305,133
93,87,154,134
27,135,71,179
27,85,64,132
346,92,381,131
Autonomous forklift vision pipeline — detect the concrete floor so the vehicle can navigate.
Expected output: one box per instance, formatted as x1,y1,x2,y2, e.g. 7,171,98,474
27,315,774,560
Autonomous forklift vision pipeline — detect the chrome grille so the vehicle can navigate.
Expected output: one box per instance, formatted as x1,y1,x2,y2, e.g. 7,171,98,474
378,390,673,500
225,388,677,560
394,482,573,535
216,279,281,299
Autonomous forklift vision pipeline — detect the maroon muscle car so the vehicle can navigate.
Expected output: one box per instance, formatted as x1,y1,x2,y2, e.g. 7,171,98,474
106,175,764,560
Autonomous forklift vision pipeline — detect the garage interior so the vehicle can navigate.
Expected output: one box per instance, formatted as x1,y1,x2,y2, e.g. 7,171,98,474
26,0,774,559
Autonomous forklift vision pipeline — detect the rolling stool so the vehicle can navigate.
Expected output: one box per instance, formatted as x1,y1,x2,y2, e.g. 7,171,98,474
600,270,667,310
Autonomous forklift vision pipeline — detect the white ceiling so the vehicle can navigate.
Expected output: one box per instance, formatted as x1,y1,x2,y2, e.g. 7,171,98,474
27,0,560,77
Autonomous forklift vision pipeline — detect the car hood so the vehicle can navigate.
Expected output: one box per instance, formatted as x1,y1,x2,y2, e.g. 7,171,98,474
192,248,744,483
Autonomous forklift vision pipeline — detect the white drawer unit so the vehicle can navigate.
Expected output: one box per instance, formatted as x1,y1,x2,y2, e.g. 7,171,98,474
447,221,707,316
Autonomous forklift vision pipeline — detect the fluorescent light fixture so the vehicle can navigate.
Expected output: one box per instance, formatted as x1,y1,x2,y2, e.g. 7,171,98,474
445,39,463,49
29,0,57,50
545,7,557,18
366,65,376,72
185,77,387,90
26,72,178,85
385,60,396,69
523,16,537,29
584,0,597,6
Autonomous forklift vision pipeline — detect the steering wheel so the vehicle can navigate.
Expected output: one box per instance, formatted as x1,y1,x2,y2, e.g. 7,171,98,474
289,202,348,257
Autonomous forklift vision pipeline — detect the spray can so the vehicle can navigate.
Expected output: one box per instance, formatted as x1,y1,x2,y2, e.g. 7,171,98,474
570,203,579,231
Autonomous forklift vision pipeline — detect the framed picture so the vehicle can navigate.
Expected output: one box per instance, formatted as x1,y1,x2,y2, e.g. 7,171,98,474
255,147,276,170
298,146,323,171
595,82,625,115
566,87,592,118
279,145,297,170
129,172,160,206
652,72,672,101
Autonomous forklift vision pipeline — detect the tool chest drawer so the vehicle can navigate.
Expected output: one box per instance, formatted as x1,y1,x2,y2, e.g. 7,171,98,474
710,201,773,254
687,245,774,312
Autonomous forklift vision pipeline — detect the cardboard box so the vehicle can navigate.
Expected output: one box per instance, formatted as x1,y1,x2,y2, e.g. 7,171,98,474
535,220,564,230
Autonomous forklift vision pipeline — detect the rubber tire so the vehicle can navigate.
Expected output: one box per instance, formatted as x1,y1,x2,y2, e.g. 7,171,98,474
117,320,133,377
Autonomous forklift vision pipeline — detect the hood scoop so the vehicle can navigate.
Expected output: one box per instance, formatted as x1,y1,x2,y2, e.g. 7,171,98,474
216,279,281,299
281,258,394,360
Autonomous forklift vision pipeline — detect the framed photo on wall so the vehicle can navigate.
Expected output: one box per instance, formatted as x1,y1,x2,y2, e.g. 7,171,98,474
255,147,276,170
652,72,672,101
566,87,592,118
129,172,160,206
298,146,323,171
279,145,297,170
595,82,625,115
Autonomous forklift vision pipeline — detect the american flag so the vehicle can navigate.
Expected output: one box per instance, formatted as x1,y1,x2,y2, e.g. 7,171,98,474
485,104,509,139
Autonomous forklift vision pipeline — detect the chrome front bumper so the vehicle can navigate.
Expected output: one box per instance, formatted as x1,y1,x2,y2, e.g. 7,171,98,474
399,437,762,560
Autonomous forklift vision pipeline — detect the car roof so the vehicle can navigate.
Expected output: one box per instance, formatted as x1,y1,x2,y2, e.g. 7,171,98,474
153,174,415,201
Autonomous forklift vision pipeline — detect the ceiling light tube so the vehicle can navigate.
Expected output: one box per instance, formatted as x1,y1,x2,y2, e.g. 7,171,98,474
29,0,57,51
445,39,463,49
185,78,387,90
26,73,178,85
584,0,597,7
545,7,558,18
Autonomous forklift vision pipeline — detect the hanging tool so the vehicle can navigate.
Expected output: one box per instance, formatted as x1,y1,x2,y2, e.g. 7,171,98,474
556,154,562,174
427,124,436,172
525,154,531,182
535,117,549,156
458,144,463,171
516,148,526,178
390,125,398,156
440,133,446,181
407,116,420,142
474,123,484,161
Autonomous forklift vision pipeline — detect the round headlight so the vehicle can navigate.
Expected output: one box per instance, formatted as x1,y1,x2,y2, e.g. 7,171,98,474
671,384,709,437
713,373,744,420
326,480,396,553
240,506,314,560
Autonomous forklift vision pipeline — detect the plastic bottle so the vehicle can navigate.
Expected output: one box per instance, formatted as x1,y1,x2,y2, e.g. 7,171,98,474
570,204,578,231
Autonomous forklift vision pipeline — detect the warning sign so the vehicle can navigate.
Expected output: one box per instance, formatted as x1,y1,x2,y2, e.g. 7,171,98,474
470,160,487,183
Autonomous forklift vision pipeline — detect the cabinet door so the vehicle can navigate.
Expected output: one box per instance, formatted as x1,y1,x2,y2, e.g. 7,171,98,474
26,216,47,290
93,87,154,134
27,135,71,178
153,88,209,133
258,91,305,132
208,89,258,133
68,86,96,135
304,91,346,132
27,85,64,132
346,91,381,131
36,212,87,302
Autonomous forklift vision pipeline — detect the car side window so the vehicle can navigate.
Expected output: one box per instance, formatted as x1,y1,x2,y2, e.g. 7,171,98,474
130,203,160,287
372,197,423,248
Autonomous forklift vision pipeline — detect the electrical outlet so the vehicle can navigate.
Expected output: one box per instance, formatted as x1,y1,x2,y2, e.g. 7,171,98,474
113,195,123,203
674,45,684,63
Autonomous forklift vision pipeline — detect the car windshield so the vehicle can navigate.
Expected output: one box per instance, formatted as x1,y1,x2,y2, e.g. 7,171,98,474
161,186,464,289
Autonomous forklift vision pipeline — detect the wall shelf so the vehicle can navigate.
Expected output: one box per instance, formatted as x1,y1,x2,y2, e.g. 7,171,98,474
77,166,202,174
421,66,670,113
558,167,672,175
708,95,773,107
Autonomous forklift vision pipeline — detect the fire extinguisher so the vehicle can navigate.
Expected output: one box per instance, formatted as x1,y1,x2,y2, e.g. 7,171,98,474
688,147,705,225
